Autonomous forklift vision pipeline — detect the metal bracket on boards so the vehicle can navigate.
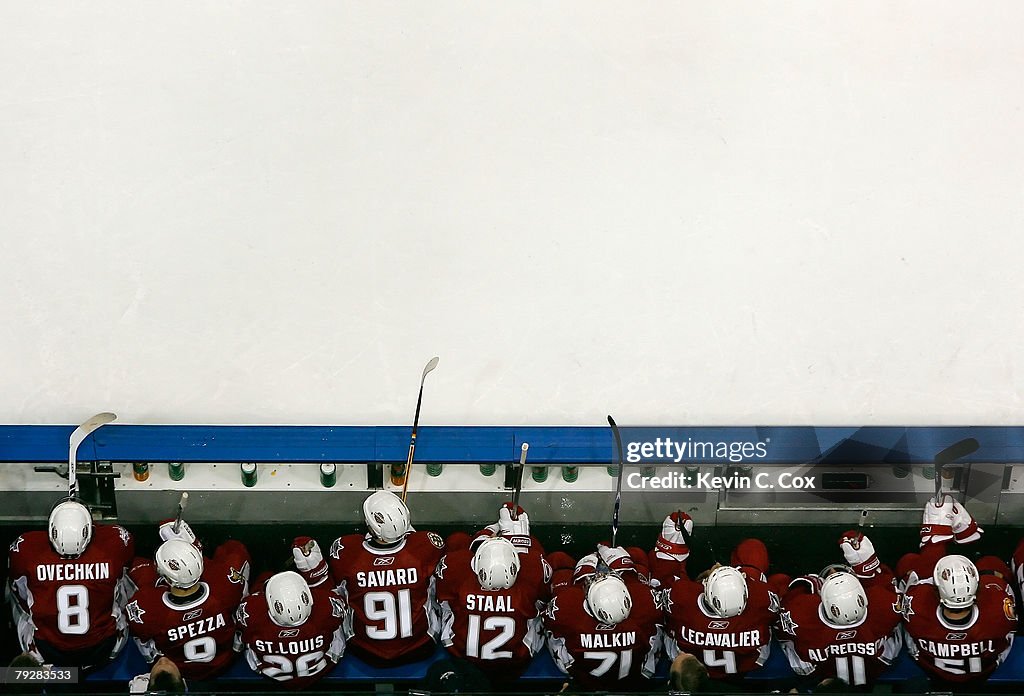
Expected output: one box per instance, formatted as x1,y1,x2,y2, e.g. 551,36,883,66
32,460,120,519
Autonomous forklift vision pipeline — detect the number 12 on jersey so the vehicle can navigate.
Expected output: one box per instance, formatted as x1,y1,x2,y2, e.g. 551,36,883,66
465,615,515,660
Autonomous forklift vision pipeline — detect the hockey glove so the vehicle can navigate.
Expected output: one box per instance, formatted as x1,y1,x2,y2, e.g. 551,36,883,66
292,536,330,587
951,501,983,544
839,530,881,578
497,503,531,536
920,496,956,546
654,512,692,563
158,518,201,550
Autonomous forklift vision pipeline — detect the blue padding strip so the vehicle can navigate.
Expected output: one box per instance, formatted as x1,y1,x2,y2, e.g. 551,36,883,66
1,425,1023,463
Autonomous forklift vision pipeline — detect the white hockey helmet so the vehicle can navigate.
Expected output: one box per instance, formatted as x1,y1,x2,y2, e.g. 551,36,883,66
703,566,749,618
266,571,313,627
155,539,205,590
48,498,93,557
471,537,520,591
362,491,411,544
820,572,868,626
933,554,979,610
586,574,633,625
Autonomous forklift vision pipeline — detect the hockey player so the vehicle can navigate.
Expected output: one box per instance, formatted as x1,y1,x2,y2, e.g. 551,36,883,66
126,534,251,680
777,530,902,690
434,503,551,680
545,545,664,691
236,570,346,688
899,496,1014,686
7,498,135,669
328,490,446,666
663,538,782,682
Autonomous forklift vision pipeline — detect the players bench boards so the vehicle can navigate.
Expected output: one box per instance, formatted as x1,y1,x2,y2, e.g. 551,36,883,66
0,424,1020,527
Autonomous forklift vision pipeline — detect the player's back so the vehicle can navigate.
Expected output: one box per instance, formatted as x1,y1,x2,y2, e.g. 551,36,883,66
329,530,445,665
435,547,548,678
237,586,346,689
126,549,249,680
666,576,778,679
546,579,662,691
780,583,901,687
8,524,134,661
903,578,1015,683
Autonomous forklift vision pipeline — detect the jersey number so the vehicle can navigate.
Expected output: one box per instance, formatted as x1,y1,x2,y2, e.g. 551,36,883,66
584,649,633,679
935,656,983,675
262,651,328,680
183,636,217,663
466,615,515,660
703,649,739,674
56,585,90,635
364,590,413,640
835,655,868,685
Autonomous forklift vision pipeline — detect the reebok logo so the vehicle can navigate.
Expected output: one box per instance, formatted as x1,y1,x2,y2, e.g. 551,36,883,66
373,556,395,566
708,621,730,630
183,609,203,621
279,629,300,638
836,631,857,640
946,632,967,641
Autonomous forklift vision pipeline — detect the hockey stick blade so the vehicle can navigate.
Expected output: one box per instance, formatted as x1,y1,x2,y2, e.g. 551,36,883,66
934,438,979,466
68,412,117,498
421,356,440,383
607,415,626,548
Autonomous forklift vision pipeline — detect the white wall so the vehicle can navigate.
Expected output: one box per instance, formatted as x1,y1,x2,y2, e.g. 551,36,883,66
2,2,1022,426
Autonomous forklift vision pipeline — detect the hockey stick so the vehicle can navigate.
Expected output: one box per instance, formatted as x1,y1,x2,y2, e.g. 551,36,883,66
68,412,117,499
607,415,626,547
172,492,190,534
400,356,440,503
511,443,529,520
932,437,979,504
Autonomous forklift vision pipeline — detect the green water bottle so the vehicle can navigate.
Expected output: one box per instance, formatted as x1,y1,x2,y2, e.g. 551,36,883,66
240,462,258,487
320,462,337,488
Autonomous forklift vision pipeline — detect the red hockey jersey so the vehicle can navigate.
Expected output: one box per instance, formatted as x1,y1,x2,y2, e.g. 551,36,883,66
434,537,551,678
665,575,780,679
8,524,135,660
236,585,347,689
328,531,445,665
545,578,664,691
778,582,902,686
126,541,251,680
902,577,1015,683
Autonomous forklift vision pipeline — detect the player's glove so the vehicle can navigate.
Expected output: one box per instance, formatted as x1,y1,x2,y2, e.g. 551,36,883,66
951,500,983,544
497,503,530,536
654,512,692,563
788,573,824,596
573,553,599,584
839,530,881,578
292,536,330,587
920,496,956,546
597,544,637,575
158,519,201,550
